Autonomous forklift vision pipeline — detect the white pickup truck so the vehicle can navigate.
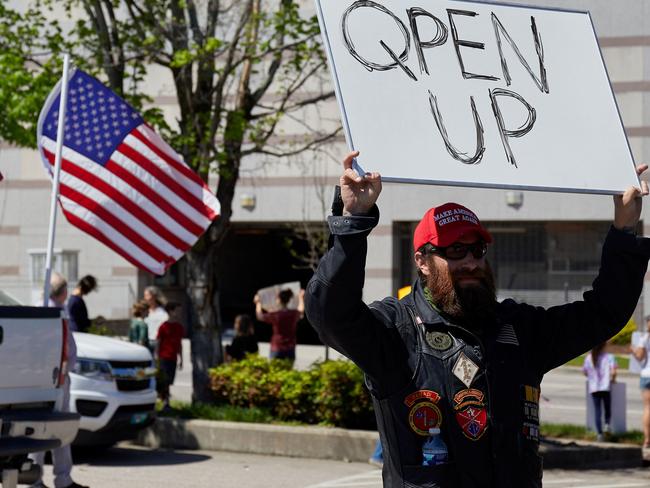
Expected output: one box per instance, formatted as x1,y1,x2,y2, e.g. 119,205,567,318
0,296,80,487
1,289,157,452
70,333,157,447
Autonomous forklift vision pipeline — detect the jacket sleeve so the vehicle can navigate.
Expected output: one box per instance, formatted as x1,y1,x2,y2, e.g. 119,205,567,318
305,206,411,397
510,227,650,375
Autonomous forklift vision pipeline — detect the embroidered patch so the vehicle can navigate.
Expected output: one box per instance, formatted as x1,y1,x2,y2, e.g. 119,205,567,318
404,390,443,436
522,385,540,441
455,404,488,440
425,331,453,351
453,389,488,440
453,388,485,407
452,353,479,388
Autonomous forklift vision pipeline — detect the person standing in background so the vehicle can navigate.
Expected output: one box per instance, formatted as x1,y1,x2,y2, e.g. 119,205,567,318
254,288,304,364
66,275,97,333
30,272,88,488
128,301,149,348
582,342,617,441
156,302,184,410
631,316,650,451
143,286,168,353
225,314,259,361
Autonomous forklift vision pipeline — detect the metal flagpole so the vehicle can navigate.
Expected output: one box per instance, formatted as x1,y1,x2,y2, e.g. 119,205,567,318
43,53,71,306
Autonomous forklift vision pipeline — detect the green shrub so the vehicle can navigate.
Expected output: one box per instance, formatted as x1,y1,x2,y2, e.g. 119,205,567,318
611,318,636,345
209,356,375,429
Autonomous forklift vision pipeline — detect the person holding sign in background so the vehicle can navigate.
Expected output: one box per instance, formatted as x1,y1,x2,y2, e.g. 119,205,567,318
305,151,650,488
254,289,304,365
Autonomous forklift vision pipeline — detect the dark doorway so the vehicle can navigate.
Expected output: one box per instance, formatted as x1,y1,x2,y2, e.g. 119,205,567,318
216,223,323,344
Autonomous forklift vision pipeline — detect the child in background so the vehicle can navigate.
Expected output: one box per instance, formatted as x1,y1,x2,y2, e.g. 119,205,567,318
128,301,149,348
156,301,184,409
582,342,617,441
225,314,258,361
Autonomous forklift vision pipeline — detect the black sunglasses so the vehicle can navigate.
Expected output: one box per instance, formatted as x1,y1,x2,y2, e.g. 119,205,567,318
423,241,488,261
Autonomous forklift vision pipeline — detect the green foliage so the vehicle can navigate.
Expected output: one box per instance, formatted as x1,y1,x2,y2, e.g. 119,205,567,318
209,356,375,429
611,318,637,345
158,400,273,424
541,422,644,445
87,316,112,336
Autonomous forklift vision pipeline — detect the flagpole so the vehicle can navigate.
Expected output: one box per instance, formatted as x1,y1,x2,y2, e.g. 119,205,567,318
43,53,71,306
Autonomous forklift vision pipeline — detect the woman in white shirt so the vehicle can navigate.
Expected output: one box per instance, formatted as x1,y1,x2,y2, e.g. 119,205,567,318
631,315,650,449
143,286,168,352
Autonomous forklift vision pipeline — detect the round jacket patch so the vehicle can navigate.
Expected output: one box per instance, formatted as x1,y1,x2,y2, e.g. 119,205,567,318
425,331,453,351
409,402,442,436
404,390,443,436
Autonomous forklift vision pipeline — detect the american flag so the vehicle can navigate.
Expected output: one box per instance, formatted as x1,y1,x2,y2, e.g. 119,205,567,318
37,69,220,275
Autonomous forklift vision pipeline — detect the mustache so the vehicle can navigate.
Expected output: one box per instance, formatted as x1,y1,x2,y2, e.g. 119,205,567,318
451,268,490,282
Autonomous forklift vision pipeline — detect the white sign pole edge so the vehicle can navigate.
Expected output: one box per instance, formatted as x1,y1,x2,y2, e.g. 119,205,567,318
43,53,71,306
585,11,641,191
314,0,365,176
381,175,621,196
451,0,588,16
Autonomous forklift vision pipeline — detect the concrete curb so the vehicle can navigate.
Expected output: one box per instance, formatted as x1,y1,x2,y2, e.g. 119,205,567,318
135,418,378,463
540,438,642,469
134,418,642,469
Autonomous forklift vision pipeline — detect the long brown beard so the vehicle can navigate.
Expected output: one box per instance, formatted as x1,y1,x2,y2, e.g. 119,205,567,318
424,258,497,330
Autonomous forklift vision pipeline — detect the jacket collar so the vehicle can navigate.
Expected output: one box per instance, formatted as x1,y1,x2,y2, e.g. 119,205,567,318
406,278,448,325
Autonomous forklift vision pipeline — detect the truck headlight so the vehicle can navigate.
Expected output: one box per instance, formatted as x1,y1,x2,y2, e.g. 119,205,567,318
73,358,113,382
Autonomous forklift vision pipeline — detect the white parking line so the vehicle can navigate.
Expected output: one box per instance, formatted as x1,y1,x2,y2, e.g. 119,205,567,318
543,479,585,485
304,470,381,488
581,484,649,488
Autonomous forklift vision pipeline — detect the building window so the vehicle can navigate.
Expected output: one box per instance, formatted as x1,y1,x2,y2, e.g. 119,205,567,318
29,250,79,285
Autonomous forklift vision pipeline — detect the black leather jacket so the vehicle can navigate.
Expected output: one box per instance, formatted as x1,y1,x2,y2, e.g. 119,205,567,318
305,205,650,488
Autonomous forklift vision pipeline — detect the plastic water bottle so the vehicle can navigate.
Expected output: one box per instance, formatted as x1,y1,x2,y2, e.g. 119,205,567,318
422,427,448,466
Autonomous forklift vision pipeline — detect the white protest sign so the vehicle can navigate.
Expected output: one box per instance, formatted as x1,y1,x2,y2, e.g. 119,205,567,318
629,331,646,374
257,281,301,311
315,0,639,194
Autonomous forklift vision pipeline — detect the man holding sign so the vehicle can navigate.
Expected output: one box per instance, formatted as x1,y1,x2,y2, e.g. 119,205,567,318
305,151,650,487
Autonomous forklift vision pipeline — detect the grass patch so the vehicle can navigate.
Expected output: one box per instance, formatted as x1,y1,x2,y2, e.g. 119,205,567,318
564,353,629,370
541,422,643,445
157,400,273,423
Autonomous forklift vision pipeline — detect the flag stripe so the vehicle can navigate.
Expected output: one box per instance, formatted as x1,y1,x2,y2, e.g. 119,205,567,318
129,128,219,219
132,126,213,194
109,150,208,232
104,157,205,236
55,167,184,260
59,184,174,265
118,140,214,221
41,142,197,247
60,197,166,275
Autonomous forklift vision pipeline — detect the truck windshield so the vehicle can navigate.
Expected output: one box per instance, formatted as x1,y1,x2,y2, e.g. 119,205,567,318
0,290,22,306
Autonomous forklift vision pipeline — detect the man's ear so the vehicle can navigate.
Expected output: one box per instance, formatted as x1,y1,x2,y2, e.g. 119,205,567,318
414,251,431,277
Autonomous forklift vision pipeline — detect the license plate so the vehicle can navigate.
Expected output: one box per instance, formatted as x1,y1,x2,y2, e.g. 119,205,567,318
130,412,148,425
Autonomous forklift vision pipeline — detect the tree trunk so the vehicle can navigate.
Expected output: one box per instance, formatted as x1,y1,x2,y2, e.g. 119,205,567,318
185,239,224,403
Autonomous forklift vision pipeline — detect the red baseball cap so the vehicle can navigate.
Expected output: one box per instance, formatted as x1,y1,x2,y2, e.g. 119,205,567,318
413,202,492,252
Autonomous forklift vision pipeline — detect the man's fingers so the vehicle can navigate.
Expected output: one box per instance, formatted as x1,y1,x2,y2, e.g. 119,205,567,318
641,179,649,196
621,186,642,205
636,163,649,176
342,151,360,171
341,167,361,184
